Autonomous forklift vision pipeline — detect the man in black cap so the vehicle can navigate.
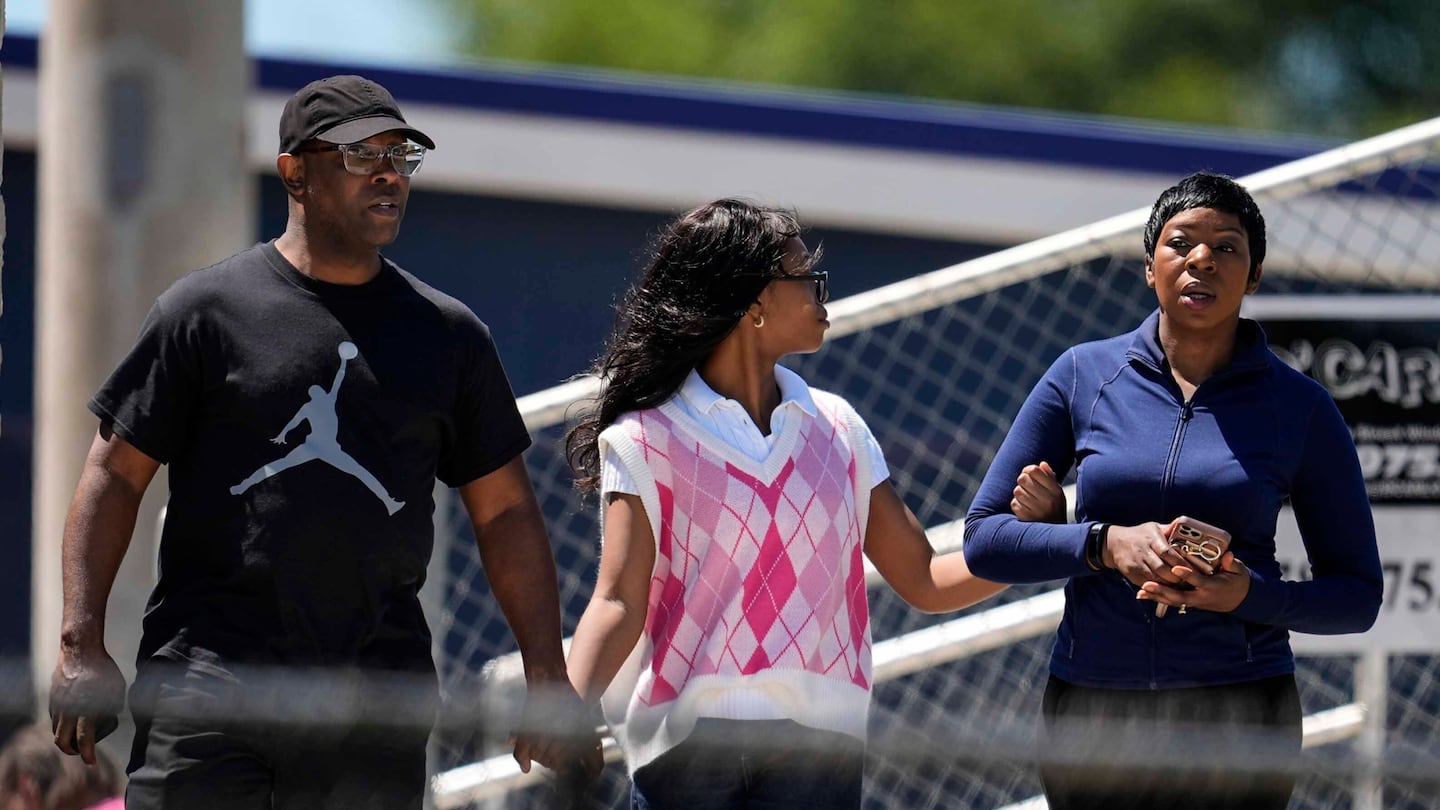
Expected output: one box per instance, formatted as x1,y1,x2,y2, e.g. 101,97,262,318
48,74,600,808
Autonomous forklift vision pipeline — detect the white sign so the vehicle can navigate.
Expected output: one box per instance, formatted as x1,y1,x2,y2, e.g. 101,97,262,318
1244,297,1440,654
1279,503,1439,654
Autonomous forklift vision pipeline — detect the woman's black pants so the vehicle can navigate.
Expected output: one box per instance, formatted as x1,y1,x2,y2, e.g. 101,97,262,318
1039,673,1302,810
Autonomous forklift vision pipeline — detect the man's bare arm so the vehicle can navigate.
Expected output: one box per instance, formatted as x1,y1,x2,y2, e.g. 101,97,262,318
50,425,160,764
457,456,601,778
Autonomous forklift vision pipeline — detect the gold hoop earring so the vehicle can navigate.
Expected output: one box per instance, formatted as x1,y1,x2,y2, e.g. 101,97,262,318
753,315,764,328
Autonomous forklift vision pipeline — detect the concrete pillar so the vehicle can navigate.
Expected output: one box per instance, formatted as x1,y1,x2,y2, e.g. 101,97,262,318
32,0,251,750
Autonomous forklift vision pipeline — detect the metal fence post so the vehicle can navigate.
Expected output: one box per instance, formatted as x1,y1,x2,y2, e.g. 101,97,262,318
1356,649,1387,810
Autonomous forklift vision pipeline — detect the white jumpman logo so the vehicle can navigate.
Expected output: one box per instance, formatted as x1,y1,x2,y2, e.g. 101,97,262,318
230,341,404,515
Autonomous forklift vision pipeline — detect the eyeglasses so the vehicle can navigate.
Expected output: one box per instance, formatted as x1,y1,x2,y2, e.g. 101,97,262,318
768,270,829,304
291,142,426,177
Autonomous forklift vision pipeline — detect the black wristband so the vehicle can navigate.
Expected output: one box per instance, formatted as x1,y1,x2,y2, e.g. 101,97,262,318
1085,522,1110,571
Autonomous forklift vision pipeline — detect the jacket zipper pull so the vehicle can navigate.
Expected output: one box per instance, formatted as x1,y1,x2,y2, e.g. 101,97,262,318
1181,400,1194,421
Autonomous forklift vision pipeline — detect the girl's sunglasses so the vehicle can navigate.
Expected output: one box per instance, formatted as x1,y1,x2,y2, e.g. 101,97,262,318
767,271,829,304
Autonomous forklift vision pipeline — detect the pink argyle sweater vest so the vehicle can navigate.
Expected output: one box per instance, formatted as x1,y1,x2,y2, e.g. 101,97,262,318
597,389,875,773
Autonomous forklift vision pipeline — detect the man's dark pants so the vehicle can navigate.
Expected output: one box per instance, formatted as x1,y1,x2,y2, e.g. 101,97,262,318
125,661,432,810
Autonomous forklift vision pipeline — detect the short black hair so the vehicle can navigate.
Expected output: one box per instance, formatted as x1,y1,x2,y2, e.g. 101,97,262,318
1143,172,1266,280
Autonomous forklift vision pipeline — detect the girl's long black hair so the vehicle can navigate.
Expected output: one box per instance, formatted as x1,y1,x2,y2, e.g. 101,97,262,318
565,198,816,492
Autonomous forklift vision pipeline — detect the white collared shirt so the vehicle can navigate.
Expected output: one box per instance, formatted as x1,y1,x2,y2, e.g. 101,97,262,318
601,365,889,496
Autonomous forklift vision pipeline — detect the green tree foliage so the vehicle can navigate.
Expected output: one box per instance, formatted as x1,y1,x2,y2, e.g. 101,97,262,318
445,0,1437,136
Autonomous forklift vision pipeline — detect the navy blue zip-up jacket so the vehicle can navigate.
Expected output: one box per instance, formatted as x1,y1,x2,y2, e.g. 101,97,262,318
964,310,1382,689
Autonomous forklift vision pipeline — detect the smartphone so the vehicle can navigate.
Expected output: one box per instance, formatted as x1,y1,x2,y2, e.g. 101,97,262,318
1167,516,1230,576
1152,516,1231,619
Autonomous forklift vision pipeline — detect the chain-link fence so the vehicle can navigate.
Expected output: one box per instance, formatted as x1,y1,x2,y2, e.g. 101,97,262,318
430,117,1440,809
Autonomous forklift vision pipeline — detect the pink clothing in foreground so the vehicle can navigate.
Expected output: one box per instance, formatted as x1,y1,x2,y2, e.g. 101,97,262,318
598,388,876,772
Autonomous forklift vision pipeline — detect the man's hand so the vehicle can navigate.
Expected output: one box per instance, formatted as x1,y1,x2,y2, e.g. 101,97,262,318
50,644,126,764
1011,461,1066,524
511,680,605,784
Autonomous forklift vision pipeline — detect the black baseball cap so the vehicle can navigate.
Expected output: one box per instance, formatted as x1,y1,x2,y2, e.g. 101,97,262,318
278,75,436,155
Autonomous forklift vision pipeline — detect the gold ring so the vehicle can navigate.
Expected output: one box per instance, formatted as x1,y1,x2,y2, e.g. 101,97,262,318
1179,604,1188,615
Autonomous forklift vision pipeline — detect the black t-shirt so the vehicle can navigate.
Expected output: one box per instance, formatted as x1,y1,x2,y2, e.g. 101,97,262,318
90,241,531,676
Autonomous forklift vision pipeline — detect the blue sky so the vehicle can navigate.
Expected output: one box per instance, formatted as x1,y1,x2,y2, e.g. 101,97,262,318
6,0,461,66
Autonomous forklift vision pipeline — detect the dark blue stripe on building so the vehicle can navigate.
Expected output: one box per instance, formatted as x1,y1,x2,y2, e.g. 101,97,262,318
3,33,1340,178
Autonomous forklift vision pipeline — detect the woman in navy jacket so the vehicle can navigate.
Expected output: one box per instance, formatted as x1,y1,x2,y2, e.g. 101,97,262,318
963,172,1382,809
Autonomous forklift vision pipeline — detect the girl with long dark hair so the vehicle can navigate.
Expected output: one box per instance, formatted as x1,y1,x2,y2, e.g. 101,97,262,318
565,199,1007,809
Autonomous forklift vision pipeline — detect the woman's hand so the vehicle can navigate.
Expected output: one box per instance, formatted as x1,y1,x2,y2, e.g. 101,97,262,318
1102,523,1191,588
1137,551,1252,614
1011,461,1066,524
865,482,1008,613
